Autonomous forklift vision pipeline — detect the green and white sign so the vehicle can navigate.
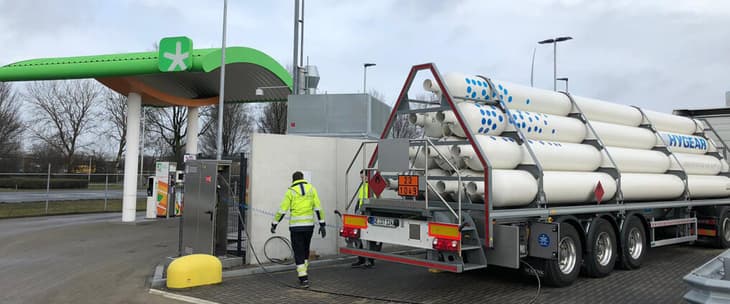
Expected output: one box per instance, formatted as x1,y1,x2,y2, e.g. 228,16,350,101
158,36,193,72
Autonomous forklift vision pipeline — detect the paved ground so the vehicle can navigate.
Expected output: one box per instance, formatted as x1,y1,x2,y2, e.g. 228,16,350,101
0,213,179,304
169,244,722,304
0,189,145,203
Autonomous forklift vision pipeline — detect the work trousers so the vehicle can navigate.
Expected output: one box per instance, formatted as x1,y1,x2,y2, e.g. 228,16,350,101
290,226,314,281
356,240,379,264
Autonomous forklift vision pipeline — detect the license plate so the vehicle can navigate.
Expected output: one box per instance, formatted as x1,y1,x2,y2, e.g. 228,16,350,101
369,216,399,228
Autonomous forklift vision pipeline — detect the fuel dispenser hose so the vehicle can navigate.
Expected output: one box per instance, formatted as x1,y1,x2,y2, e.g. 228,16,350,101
263,236,293,265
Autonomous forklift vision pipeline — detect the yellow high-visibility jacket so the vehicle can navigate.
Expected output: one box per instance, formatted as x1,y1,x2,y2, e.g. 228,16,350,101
273,179,325,228
358,182,369,206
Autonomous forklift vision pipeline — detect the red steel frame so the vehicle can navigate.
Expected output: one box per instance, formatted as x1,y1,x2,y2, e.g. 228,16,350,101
340,247,459,272
365,63,494,247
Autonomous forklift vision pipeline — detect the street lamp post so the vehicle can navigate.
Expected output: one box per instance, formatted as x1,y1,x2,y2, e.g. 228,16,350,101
538,36,572,91
216,0,228,160
530,46,536,87
363,63,376,94
557,77,569,92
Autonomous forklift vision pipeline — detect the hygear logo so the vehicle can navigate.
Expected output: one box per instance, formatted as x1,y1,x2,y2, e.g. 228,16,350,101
158,36,193,72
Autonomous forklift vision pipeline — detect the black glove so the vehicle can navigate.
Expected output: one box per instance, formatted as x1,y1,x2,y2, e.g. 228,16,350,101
270,223,277,234
318,224,327,238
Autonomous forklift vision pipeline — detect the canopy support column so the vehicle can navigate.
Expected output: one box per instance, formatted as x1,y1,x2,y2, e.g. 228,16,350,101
122,92,141,222
186,107,199,155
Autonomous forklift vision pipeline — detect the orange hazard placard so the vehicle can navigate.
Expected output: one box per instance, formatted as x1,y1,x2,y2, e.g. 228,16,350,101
398,175,419,197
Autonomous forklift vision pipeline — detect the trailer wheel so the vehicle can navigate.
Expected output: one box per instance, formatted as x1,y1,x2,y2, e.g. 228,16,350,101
582,218,617,277
543,223,582,287
716,208,730,249
617,215,646,270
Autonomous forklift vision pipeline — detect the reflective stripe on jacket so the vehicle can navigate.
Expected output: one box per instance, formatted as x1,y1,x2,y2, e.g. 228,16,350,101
272,179,325,227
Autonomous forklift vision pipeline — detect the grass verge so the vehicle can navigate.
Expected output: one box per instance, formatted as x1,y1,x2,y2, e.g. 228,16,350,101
0,199,147,219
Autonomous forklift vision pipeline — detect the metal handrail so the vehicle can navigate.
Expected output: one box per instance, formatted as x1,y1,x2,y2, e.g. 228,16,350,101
344,141,379,213
422,137,462,223
561,91,624,204
697,118,730,160
633,106,691,200
342,137,464,224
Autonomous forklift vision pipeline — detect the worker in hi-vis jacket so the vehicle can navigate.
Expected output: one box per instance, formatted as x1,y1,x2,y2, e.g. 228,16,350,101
271,171,326,288
351,169,378,268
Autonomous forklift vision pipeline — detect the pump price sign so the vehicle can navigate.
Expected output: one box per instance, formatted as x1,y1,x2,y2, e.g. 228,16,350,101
398,175,420,197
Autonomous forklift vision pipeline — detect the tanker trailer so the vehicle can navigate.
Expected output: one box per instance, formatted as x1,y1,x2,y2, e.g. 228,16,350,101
338,63,730,287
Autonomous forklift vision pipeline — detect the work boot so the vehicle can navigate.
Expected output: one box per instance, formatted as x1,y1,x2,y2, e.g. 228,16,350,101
299,279,310,289
351,257,365,268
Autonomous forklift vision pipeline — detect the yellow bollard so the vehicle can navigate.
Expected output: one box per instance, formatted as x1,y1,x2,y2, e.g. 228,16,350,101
167,254,222,289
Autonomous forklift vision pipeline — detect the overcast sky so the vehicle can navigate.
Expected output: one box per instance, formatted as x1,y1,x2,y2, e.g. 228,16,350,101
2,1,729,114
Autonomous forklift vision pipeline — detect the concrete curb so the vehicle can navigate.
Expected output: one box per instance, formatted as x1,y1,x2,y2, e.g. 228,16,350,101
150,264,166,289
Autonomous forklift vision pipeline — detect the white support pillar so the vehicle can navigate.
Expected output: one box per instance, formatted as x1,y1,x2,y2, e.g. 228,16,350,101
186,106,199,155
122,92,141,222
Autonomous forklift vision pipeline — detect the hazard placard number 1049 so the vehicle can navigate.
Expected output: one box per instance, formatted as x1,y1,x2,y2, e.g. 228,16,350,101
398,175,419,197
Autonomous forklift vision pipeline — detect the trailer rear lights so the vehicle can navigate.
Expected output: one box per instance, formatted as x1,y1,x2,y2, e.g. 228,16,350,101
432,238,459,252
340,227,360,238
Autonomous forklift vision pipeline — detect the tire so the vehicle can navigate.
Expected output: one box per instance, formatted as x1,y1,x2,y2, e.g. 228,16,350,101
544,222,582,287
582,218,617,278
715,208,730,249
617,215,646,270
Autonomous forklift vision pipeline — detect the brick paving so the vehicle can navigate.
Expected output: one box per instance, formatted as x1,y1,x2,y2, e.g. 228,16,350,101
166,245,722,304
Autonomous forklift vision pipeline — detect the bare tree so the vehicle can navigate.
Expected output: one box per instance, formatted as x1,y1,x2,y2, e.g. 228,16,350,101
101,88,127,171
257,102,287,134
200,103,254,156
28,142,65,173
0,82,23,156
26,80,101,171
145,106,187,164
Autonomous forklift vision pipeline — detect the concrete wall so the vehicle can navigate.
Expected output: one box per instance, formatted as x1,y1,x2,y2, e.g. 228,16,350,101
245,133,364,264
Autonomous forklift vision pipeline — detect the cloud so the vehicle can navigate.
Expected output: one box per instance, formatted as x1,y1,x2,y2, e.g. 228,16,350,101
1,0,728,113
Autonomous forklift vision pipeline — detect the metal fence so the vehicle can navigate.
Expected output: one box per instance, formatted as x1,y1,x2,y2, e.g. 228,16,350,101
0,155,246,219
0,172,154,215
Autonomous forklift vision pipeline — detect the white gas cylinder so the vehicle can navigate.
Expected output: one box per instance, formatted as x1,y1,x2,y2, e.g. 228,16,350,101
451,135,522,171
603,147,670,173
670,153,722,175
590,121,656,150
621,173,684,201
688,175,730,199
522,139,601,171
